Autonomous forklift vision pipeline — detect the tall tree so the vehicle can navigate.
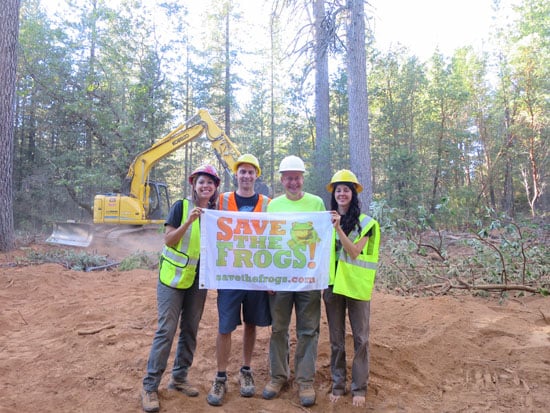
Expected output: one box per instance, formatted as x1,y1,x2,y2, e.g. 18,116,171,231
0,0,21,251
312,0,332,205
346,0,372,208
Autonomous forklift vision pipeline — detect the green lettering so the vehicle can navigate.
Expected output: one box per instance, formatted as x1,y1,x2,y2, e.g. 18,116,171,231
292,245,306,268
268,236,283,249
216,242,232,266
249,236,267,249
253,250,272,268
273,250,292,268
234,249,253,267
234,235,247,248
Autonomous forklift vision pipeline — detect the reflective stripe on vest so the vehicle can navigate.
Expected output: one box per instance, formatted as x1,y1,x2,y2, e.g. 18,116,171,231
159,199,201,289
219,192,269,212
331,214,381,301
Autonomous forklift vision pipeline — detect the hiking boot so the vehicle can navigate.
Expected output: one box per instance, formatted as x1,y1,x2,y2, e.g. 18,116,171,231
140,389,160,412
206,376,227,406
262,380,284,400
167,376,199,397
238,368,255,397
299,384,316,407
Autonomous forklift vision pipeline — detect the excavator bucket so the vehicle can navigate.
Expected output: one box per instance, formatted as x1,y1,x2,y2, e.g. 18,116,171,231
46,222,93,247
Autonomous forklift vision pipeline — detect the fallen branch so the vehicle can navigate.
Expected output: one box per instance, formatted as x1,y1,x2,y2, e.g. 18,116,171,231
407,280,541,295
457,282,540,293
77,324,115,336
418,243,446,261
85,262,120,272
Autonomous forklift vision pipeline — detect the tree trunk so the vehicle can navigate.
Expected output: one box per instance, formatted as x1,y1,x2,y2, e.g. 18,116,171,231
313,0,331,206
346,0,372,209
0,0,21,251
223,9,232,193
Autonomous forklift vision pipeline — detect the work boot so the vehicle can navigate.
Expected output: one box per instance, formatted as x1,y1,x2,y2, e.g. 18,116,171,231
299,384,316,407
206,376,227,406
140,389,160,412
262,380,284,400
167,376,199,397
238,367,255,397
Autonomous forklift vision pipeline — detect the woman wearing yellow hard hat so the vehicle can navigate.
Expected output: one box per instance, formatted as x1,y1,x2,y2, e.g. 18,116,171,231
324,169,380,408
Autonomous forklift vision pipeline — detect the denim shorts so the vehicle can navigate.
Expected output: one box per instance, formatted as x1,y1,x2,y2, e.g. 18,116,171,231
217,289,272,334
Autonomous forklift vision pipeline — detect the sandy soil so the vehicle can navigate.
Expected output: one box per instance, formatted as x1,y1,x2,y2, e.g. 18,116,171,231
1,235,549,413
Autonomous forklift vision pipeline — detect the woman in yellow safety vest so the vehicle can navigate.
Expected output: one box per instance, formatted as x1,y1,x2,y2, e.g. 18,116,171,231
141,165,220,413
324,169,381,408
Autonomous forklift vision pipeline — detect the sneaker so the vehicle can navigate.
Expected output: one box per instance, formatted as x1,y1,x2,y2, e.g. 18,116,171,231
140,389,160,412
299,384,316,407
206,376,227,406
167,376,199,397
262,381,284,400
238,368,255,397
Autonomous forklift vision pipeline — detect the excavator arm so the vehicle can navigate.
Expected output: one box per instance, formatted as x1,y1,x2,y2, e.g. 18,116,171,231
123,109,242,204
48,109,267,247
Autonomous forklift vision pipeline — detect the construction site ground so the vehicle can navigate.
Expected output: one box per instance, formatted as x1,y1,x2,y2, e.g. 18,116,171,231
1,233,549,412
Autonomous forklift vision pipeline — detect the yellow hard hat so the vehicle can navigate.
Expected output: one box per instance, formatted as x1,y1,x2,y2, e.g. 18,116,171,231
326,169,363,193
234,153,261,177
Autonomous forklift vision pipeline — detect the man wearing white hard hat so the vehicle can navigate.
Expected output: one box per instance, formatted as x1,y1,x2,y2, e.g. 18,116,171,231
262,155,325,407
207,154,271,407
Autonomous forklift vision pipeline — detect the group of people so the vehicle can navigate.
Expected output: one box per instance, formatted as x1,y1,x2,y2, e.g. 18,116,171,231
140,154,381,412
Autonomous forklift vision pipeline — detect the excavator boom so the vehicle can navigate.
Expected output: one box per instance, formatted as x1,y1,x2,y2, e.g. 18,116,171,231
47,109,255,247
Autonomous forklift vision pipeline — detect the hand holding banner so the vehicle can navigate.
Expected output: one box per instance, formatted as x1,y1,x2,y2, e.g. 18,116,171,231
199,210,333,291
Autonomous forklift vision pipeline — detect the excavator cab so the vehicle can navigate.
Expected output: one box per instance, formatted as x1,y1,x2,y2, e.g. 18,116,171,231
147,182,170,220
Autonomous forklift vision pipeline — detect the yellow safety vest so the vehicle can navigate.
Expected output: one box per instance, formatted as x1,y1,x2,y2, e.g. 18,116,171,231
330,213,381,301
158,199,201,289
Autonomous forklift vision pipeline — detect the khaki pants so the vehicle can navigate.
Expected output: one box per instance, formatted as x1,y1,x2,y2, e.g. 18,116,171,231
323,286,371,397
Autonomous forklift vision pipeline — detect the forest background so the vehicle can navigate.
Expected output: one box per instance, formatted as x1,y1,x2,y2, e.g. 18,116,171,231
2,0,549,291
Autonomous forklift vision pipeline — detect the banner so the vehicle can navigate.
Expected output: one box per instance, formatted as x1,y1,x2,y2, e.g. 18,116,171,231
199,209,333,291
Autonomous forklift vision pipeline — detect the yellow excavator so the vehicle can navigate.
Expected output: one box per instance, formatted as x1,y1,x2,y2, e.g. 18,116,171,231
46,109,269,247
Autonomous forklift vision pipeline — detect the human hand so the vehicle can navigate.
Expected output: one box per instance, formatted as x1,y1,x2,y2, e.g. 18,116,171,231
330,211,341,229
189,207,203,222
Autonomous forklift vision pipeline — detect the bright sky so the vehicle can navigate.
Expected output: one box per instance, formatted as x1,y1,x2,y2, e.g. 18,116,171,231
43,0,519,61
370,0,518,59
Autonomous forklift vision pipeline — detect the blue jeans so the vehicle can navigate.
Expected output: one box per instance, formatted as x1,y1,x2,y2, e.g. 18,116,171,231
323,286,371,397
142,276,207,391
268,290,321,386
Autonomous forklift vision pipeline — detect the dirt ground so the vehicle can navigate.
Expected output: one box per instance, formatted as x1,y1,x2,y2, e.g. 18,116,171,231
1,233,549,413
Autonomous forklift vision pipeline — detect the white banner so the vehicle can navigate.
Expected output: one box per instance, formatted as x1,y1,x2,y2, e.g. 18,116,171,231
199,209,333,291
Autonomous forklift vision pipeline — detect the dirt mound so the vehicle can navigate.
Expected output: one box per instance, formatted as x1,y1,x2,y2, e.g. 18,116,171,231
0,244,548,412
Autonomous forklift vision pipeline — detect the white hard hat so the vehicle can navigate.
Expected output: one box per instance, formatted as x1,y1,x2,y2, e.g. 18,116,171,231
278,155,306,172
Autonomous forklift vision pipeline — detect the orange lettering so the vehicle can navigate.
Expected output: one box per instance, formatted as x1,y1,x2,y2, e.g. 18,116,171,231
251,219,268,235
217,217,233,241
269,220,286,235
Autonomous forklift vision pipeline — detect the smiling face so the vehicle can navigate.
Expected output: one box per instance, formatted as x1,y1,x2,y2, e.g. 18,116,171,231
236,163,258,195
280,171,304,200
194,174,218,206
334,183,353,211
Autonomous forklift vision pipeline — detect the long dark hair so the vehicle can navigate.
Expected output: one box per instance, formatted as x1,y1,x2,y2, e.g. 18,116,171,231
191,173,219,209
330,182,362,235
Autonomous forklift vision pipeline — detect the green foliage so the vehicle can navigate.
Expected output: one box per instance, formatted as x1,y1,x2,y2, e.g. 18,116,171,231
20,248,111,271
376,212,548,295
118,251,159,271
12,0,549,234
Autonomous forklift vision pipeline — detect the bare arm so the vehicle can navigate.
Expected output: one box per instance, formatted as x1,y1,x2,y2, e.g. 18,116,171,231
330,210,369,260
